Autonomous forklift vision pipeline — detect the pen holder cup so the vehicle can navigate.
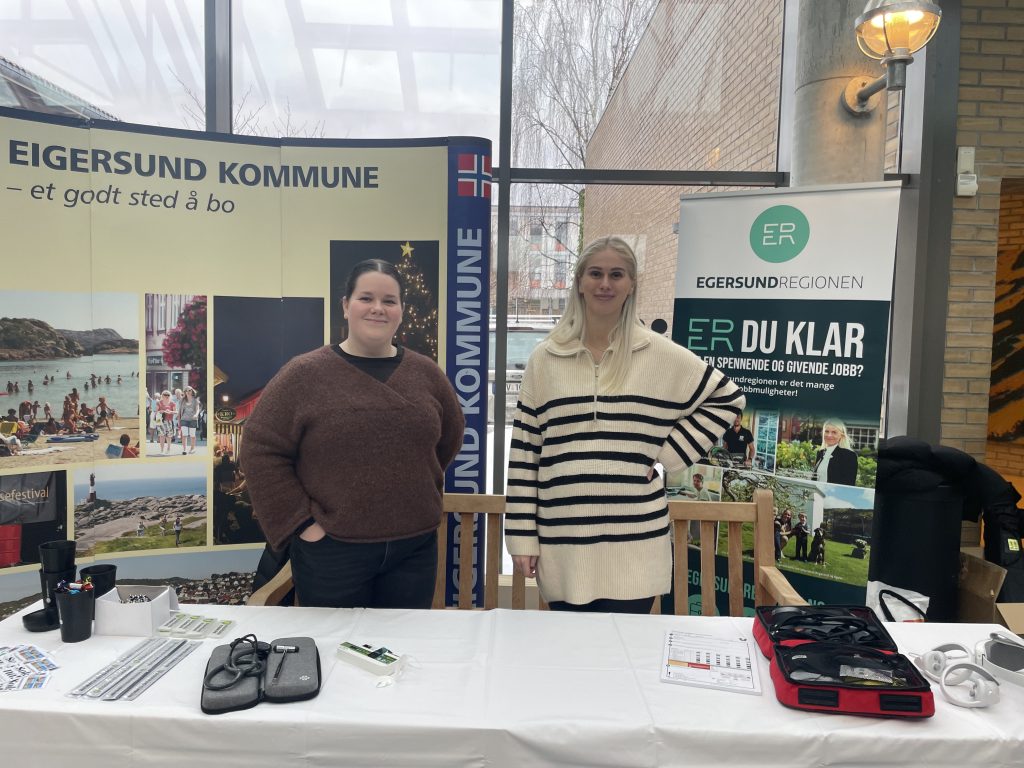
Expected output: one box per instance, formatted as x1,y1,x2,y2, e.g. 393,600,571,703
79,564,117,597
39,540,76,572
56,591,94,643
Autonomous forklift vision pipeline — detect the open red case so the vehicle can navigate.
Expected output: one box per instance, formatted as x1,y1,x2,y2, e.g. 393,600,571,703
770,642,935,718
753,605,899,658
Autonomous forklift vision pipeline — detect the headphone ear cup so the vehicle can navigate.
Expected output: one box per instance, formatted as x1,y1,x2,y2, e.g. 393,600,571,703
970,675,1001,707
940,663,1000,708
921,649,948,681
920,643,973,683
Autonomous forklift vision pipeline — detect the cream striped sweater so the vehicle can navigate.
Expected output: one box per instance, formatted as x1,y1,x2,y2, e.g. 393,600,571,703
505,328,745,604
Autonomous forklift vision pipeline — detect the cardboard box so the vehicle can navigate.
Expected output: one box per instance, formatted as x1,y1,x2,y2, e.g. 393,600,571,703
996,603,1024,637
94,585,179,636
958,552,1007,625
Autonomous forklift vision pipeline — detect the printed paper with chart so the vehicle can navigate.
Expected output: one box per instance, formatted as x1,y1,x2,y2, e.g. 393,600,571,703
660,630,762,695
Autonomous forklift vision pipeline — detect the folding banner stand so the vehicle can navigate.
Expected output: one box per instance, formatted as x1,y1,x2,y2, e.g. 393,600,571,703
671,182,900,608
0,108,489,606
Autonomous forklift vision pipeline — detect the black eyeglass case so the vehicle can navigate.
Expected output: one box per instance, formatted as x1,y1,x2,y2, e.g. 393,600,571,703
753,605,898,658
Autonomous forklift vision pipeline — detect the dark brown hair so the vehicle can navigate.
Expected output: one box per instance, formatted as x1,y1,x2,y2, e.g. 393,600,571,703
344,259,405,304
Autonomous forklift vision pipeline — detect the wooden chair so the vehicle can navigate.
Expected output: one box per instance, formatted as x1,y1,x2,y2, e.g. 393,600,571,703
663,488,806,616
250,489,803,614
248,493,537,609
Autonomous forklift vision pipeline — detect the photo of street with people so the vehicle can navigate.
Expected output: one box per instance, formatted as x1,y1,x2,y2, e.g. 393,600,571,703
144,294,208,458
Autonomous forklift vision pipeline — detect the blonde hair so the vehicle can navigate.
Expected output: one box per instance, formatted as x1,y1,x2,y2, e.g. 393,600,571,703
820,418,852,451
549,236,641,393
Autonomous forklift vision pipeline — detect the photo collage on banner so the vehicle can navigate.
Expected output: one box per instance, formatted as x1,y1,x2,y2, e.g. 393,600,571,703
0,107,489,615
672,183,901,609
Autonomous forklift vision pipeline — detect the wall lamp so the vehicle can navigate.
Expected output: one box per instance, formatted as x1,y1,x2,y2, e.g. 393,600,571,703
842,0,942,115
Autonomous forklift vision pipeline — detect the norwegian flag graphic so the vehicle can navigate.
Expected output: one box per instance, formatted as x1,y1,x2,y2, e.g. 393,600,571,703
457,153,492,199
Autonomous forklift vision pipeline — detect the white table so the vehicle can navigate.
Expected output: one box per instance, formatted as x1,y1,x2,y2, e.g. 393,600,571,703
0,604,1021,768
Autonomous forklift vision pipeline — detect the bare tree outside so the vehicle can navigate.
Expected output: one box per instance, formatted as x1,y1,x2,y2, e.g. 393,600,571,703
174,73,325,139
503,0,658,315
513,0,656,170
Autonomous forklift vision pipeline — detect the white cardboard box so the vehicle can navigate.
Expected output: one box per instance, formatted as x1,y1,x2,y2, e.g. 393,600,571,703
94,585,179,636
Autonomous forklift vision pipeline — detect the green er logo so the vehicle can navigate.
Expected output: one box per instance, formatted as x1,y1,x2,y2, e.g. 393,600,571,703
749,205,809,263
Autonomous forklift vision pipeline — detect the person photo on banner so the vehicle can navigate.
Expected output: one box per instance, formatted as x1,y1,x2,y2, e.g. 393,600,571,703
813,417,857,486
505,236,745,614
241,259,465,609
178,386,202,455
691,472,713,501
156,390,177,455
722,413,755,467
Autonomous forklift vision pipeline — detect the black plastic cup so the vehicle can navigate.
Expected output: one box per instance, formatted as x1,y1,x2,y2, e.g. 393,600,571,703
56,591,93,643
41,566,78,605
79,564,117,597
39,540,76,572
21,566,76,633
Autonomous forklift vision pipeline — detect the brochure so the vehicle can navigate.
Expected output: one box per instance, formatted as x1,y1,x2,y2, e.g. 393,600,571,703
660,629,762,695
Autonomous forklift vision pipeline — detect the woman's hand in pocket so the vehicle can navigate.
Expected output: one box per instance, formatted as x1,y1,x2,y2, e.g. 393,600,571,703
299,521,327,543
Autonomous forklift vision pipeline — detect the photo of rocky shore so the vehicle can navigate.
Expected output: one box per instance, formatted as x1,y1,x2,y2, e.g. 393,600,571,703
73,463,207,556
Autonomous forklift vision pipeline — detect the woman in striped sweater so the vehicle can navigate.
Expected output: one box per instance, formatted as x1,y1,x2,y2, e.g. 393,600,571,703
505,237,745,613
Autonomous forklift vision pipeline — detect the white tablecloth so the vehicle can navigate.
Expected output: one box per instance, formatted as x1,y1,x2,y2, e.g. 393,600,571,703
0,604,1021,768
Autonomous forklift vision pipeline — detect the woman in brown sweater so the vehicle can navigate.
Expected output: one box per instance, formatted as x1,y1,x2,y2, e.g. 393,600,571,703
242,259,465,608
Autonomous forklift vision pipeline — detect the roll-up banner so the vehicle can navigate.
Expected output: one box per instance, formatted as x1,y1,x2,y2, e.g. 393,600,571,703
0,107,489,608
671,182,900,609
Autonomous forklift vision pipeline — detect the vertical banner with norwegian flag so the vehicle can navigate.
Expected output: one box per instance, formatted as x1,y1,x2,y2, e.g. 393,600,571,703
444,140,492,606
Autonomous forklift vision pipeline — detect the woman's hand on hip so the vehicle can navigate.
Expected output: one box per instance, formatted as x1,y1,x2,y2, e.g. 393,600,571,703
512,555,538,578
299,521,327,543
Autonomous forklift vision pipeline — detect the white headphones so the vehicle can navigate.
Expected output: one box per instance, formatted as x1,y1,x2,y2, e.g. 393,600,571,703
939,663,1000,709
918,643,973,683
914,642,1001,708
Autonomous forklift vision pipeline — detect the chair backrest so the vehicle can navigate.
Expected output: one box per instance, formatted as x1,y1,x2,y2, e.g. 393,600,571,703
664,488,806,616
436,492,535,609
0,421,17,437
249,492,535,609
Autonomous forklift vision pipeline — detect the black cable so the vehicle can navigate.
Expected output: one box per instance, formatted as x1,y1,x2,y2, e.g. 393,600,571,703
203,634,270,691
771,612,872,644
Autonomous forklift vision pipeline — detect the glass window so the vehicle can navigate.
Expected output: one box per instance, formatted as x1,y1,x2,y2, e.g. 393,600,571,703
0,1,204,126
232,0,500,146
847,427,878,452
504,178,783,330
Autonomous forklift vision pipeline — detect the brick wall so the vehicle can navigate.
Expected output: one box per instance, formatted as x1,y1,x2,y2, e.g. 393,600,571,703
583,0,783,326
952,2,1024,476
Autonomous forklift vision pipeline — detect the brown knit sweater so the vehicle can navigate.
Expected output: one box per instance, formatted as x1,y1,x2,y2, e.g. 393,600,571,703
241,345,465,551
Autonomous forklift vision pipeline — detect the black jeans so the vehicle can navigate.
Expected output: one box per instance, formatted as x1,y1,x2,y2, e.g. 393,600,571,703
290,530,437,609
795,535,808,561
548,596,655,614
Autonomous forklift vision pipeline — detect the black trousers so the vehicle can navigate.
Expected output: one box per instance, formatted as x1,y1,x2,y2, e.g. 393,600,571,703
547,596,656,614
795,535,808,561
290,529,437,609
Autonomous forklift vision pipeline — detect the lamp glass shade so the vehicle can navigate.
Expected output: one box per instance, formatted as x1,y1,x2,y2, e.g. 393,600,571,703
855,2,941,59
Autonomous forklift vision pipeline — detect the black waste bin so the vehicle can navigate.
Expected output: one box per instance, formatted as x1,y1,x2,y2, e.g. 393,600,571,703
868,484,963,622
